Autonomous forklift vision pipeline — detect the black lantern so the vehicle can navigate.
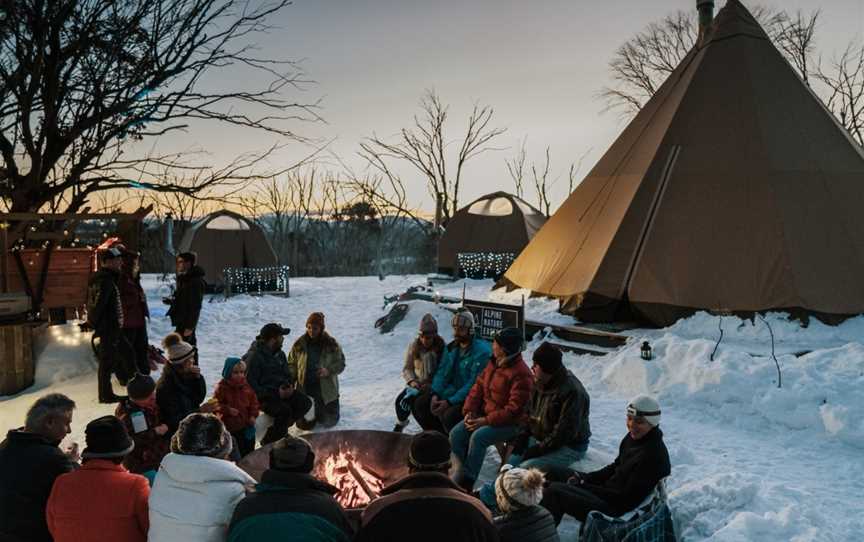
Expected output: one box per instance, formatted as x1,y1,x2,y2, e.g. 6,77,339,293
640,341,653,360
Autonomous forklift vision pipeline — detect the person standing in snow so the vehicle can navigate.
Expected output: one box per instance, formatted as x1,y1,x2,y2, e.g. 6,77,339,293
87,246,135,403
245,323,313,445
165,251,205,364
289,312,346,429
539,395,671,525
0,393,79,542
117,247,151,375
228,436,354,542
156,333,207,437
148,413,255,542
450,327,533,493
115,375,171,484
413,310,492,434
214,357,260,457
46,415,150,542
393,313,446,432
492,467,559,542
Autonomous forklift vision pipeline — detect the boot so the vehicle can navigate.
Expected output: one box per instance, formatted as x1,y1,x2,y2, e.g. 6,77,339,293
98,361,123,403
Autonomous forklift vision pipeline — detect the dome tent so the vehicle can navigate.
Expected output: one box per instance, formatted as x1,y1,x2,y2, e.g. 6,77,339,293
437,192,546,278
502,0,864,326
177,210,277,288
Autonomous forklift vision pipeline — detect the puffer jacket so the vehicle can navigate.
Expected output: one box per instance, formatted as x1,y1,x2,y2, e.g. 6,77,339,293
87,267,123,341
514,368,591,457
148,453,256,542
155,368,207,434
46,460,150,542
244,340,293,405
288,332,346,405
463,354,533,427
402,335,445,386
214,379,260,433
115,399,171,474
494,506,559,542
430,337,492,405
167,266,206,331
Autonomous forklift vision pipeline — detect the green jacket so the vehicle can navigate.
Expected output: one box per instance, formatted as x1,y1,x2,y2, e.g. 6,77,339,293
287,332,345,405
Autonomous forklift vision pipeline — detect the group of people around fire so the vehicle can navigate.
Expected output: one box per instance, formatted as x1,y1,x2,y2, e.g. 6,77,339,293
0,249,672,542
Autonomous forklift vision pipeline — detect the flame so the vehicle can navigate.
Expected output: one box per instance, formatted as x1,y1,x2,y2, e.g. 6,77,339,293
319,449,385,508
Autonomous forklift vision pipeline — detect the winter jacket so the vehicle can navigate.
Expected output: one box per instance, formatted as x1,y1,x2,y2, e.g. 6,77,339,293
288,332,346,405
148,453,256,542
430,337,492,405
357,471,499,542
118,271,149,329
494,506,559,542
463,354,533,427
46,459,150,542
228,470,353,542
87,267,123,341
0,430,78,542
167,265,206,331
244,340,293,406
580,427,671,516
402,335,445,386
115,399,171,474
156,368,207,434
214,379,260,434
513,368,591,458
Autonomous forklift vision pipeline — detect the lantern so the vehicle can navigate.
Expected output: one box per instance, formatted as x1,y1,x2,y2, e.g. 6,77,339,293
640,341,653,360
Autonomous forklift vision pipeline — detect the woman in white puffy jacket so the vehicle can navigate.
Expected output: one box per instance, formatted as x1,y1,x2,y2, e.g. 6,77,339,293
148,413,255,542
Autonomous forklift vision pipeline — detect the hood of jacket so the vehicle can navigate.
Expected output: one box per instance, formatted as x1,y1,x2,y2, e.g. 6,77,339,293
158,452,255,485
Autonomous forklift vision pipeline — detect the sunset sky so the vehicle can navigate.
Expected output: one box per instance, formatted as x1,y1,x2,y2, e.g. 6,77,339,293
148,0,864,214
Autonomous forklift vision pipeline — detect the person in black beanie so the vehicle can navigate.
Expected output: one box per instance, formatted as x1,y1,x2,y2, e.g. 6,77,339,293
476,341,591,512
228,436,353,541
115,375,170,483
356,431,500,542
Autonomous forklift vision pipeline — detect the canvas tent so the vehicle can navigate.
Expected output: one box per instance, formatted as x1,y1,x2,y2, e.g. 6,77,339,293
438,192,546,277
177,210,277,287
501,0,864,327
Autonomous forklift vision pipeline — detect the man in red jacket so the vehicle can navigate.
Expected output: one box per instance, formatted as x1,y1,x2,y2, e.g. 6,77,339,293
450,327,533,493
47,415,150,542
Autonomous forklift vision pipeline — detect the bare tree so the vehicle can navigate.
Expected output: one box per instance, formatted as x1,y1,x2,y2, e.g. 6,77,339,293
505,137,528,199
362,89,506,224
600,7,819,117
816,44,864,146
0,0,320,213
568,147,593,195
532,147,552,217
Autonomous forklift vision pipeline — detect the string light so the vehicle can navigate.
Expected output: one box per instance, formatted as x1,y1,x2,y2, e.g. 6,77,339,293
224,265,290,296
457,252,516,279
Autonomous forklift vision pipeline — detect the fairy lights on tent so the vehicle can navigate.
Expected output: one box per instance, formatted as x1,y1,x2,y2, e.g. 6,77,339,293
224,265,290,297
457,252,516,279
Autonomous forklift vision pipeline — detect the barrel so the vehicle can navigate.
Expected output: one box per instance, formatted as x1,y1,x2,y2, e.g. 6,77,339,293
0,323,35,395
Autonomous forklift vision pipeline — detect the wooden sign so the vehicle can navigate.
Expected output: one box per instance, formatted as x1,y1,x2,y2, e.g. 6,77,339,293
462,298,525,341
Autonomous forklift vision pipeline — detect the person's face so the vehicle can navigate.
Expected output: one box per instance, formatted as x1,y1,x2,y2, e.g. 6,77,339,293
492,340,505,359
180,358,194,373
306,323,322,340
267,334,284,351
626,414,653,440
231,362,247,382
452,324,471,342
133,392,156,409
176,258,189,274
532,362,553,385
44,410,73,443
418,332,435,348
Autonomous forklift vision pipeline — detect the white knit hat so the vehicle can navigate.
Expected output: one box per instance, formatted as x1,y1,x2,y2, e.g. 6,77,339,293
494,466,545,513
451,310,475,331
162,332,196,365
627,395,662,427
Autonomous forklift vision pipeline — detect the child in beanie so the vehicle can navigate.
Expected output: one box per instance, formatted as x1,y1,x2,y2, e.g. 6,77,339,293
115,375,171,485
214,357,260,457
493,466,559,542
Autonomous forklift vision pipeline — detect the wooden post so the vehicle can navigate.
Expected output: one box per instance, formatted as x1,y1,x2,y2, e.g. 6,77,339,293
1,224,8,293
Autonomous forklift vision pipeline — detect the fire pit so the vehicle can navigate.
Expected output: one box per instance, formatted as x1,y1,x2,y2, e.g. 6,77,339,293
238,430,415,510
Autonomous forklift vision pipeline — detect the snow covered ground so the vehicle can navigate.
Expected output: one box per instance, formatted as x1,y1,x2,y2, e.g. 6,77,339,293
2,274,862,541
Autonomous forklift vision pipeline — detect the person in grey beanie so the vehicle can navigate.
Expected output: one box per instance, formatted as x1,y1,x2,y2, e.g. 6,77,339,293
393,314,446,432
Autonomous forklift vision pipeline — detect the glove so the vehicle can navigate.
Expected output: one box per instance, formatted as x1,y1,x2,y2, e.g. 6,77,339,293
399,386,420,411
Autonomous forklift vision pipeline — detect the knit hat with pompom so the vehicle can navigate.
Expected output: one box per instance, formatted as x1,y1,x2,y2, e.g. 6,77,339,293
162,332,196,365
495,466,546,513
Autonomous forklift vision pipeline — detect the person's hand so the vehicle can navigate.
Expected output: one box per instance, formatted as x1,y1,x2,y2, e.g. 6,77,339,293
64,442,80,463
248,416,257,426
199,401,218,414
182,328,194,337
465,416,487,432
187,365,201,376
317,367,330,378
408,380,420,389
154,424,169,436
228,407,239,416
279,383,294,399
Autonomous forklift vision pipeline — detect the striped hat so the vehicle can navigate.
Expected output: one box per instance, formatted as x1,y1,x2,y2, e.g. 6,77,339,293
162,332,196,365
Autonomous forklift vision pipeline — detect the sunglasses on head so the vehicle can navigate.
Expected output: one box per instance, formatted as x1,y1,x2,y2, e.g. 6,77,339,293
626,405,660,418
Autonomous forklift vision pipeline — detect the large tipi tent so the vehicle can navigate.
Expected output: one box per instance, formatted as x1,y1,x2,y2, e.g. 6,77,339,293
438,192,546,276
177,210,277,287
502,0,864,327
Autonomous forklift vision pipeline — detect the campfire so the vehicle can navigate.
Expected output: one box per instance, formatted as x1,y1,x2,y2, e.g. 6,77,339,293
319,449,386,508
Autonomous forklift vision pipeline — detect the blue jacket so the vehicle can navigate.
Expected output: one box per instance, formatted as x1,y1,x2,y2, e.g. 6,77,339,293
431,337,491,404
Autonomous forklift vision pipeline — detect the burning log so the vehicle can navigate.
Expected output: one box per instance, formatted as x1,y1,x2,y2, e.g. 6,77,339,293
320,449,386,508
347,461,377,501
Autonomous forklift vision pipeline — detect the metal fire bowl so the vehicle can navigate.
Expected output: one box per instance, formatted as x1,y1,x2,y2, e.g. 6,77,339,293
238,429,415,486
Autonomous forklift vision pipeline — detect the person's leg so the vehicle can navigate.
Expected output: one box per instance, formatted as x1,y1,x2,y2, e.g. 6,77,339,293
519,443,587,471
97,342,119,403
232,431,255,457
294,390,319,431
127,327,150,376
411,390,445,433
461,425,522,484
540,482,615,524
319,398,340,428
449,420,471,467
439,402,465,433
394,388,411,429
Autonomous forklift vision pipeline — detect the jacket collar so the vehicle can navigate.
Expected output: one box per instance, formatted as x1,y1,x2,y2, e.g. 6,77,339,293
81,459,126,472
380,471,462,496
259,470,339,495
6,428,60,447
